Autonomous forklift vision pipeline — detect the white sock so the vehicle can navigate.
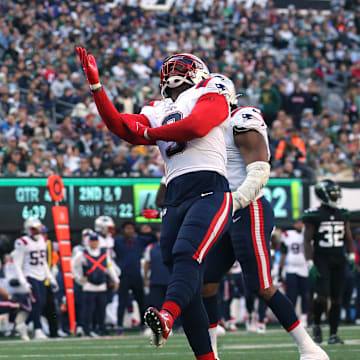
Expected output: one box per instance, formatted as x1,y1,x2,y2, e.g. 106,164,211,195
288,322,316,351
209,326,218,359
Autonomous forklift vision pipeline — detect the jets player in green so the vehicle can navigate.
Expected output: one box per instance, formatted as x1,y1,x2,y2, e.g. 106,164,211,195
303,179,356,345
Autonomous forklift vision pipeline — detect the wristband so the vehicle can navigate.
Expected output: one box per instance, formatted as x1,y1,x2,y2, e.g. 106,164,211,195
89,83,102,91
144,128,151,140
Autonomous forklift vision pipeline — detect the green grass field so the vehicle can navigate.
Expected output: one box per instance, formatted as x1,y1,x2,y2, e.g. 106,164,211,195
0,325,359,360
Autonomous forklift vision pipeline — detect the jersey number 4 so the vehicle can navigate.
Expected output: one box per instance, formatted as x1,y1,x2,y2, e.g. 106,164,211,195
162,112,186,157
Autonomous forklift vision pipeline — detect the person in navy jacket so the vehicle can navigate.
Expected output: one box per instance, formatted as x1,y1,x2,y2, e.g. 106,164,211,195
114,222,157,334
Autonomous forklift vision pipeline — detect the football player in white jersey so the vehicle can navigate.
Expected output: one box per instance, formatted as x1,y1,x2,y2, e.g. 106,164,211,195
94,216,116,252
1,254,32,340
201,74,328,360
77,47,232,360
279,219,309,327
12,217,58,340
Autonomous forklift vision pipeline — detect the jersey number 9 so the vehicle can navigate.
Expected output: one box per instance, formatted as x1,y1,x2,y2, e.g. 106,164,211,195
162,112,187,157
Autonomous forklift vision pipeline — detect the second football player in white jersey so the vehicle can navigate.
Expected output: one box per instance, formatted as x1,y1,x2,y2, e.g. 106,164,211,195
12,217,58,340
279,219,309,327
202,74,328,360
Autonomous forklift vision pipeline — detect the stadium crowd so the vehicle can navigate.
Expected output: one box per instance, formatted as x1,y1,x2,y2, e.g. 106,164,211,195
0,0,360,181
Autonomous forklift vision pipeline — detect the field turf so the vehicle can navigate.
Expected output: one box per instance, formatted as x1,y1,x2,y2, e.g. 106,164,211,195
0,325,359,360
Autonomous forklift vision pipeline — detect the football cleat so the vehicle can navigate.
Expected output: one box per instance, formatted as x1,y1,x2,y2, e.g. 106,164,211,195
144,307,172,348
15,323,30,341
76,326,84,337
257,322,266,334
328,334,344,345
34,328,48,340
312,325,322,344
300,344,329,360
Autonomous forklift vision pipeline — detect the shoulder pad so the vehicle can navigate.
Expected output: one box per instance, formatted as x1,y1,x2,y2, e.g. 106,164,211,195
141,99,163,113
303,207,319,214
230,106,266,133
302,208,320,220
15,237,27,248
339,208,351,216
196,77,232,101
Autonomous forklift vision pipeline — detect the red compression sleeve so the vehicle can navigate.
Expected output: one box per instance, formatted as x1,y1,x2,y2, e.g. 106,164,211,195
92,89,155,145
147,93,229,142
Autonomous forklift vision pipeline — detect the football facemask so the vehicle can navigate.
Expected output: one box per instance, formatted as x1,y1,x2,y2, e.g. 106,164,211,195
160,53,209,98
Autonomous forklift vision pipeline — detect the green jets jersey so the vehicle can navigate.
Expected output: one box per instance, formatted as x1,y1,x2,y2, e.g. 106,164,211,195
303,205,350,258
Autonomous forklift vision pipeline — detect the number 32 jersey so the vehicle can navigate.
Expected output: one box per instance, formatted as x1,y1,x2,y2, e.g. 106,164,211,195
302,205,350,258
140,77,230,185
14,235,48,281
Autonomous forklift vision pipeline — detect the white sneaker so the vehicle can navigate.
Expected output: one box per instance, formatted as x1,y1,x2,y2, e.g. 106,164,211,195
257,322,266,334
246,318,257,333
89,331,99,337
76,326,84,336
16,323,30,341
355,318,360,325
216,324,226,337
34,329,48,340
300,345,329,360
57,329,68,338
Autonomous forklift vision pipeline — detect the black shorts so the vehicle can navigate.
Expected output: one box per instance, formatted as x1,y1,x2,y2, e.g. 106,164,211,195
314,255,346,300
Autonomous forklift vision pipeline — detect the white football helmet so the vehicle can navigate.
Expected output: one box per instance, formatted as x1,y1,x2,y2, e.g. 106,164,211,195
24,217,43,236
211,73,237,106
94,216,115,236
160,53,210,98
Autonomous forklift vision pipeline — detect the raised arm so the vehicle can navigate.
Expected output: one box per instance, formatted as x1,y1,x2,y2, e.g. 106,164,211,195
124,93,229,142
76,47,155,146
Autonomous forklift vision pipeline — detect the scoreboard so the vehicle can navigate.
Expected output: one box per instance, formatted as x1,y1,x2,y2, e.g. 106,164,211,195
0,177,303,232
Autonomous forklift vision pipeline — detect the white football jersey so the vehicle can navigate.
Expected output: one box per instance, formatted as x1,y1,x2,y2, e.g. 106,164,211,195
281,230,308,277
98,234,114,251
225,106,270,192
13,235,48,281
141,77,230,184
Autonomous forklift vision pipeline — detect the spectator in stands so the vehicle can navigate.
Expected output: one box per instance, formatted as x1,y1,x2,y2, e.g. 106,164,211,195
3,160,18,176
274,127,306,167
72,156,92,177
260,78,282,126
0,0,358,180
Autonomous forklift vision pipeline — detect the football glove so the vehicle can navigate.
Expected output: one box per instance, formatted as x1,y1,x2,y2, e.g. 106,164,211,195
49,278,59,293
76,47,101,91
347,253,356,272
307,260,320,281
141,209,160,219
